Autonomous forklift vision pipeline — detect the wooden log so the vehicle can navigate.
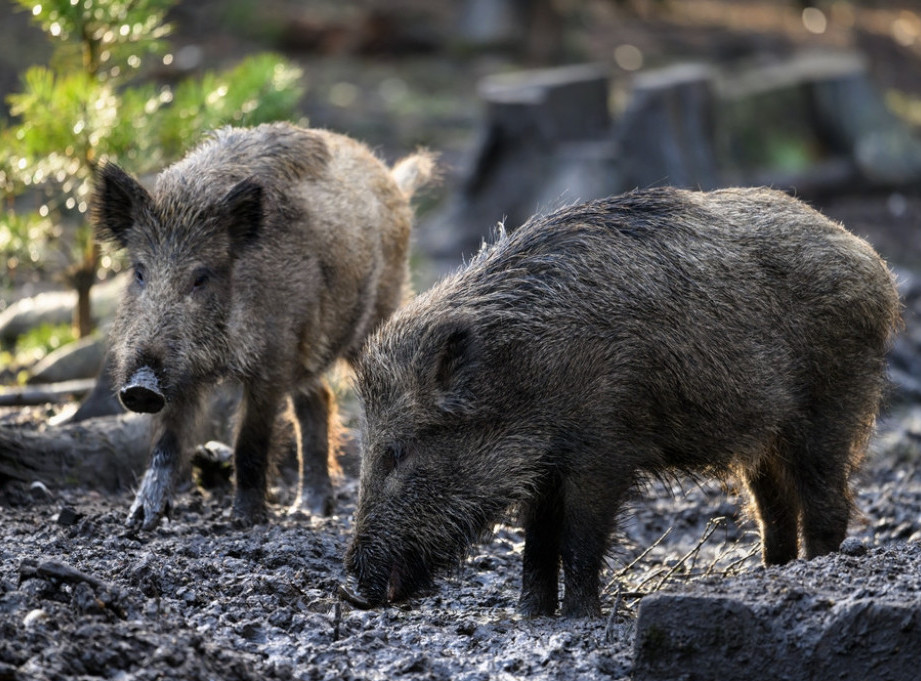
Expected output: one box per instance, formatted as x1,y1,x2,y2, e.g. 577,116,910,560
0,386,239,491
0,379,96,407
0,413,153,491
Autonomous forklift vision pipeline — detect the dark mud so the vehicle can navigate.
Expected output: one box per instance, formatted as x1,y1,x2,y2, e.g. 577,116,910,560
1,405,920,681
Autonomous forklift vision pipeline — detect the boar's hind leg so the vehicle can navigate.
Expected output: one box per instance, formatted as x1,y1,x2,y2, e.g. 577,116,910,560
519,479,565,617
232,386,281,525
794,416,857,559
744,454,800,565
289,379,335,516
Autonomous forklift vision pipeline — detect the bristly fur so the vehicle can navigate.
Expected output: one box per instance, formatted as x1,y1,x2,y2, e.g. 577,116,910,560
347,186,902,618
94,121,434,530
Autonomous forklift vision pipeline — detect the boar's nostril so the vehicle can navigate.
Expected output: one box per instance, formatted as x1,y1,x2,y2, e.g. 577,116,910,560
119,367,165,413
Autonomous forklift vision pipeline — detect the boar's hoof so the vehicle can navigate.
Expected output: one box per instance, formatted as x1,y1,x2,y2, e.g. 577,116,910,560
126,470,172,531
119,367,165,413
232,491,268,527
289,486,335,517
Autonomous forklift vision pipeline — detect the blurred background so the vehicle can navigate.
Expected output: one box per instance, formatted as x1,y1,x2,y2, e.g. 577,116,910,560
3,0,921,403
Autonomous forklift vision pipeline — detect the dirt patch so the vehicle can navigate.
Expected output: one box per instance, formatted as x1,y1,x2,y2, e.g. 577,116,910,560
1,405,920,680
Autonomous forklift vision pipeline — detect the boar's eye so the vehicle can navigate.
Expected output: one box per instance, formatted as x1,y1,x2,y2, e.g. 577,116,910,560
382,443,407,476
133,264,146,288
190,267,212,292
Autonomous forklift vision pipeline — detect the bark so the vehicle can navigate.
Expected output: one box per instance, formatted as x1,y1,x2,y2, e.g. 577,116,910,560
0,413,153,492
0,386,240,492
0,380,97,407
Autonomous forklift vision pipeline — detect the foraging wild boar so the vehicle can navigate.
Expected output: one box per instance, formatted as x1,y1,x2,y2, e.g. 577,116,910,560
345,187,901,618
93,122,433,530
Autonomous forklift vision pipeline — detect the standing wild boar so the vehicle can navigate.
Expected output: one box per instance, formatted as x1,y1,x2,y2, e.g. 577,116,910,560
93,122,433,530
345,187,901,617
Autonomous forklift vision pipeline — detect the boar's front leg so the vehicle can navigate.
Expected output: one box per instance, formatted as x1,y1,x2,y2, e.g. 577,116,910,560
519,477,564,617
232,384,281,525
289,379,335,517
126,421,185,531
558,472,629,618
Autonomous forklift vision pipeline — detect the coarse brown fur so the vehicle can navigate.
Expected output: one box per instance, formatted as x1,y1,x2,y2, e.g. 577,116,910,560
345,187,902,617
93,122,434,530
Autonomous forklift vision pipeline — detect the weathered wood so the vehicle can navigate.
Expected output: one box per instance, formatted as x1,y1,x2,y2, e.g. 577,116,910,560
424,63,613,263
615,63,720,191
0,379,96,407
0,274,125,345
0,385,239,491
28,335,106,384
0,413,153,491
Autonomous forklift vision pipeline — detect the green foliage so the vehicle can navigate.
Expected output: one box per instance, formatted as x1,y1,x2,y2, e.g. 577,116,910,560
14,0,172,80
117,53,304,172
8,322,77,378
0,0,303,335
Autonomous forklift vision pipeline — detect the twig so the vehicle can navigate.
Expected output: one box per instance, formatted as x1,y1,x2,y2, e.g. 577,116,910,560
603,588,623,644
20,558,108,591
603,527,673,595
720,542,762,577
332,598,342,642
19,558,126,619
617,527,673,579
632,566,671,593
703,530,761,577
650,517,725,592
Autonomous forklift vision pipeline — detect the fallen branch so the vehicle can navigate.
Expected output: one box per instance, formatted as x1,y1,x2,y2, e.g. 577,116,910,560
0,413,152,491
19,558,127,619
0,386,239,492
20,558,109,591
0,379,96,407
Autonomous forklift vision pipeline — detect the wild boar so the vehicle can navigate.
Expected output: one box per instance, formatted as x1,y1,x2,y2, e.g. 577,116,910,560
93,122,433,530
345,187,901,617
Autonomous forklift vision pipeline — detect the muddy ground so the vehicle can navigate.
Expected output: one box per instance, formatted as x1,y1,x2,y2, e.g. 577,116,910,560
1,403,920,681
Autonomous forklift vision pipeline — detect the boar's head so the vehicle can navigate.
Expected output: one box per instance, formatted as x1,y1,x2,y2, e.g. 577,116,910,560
346,311,536,606
93,162,262,413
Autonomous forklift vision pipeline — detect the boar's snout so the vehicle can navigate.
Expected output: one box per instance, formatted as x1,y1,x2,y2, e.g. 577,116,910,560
119,366,165,413
346,539,433,607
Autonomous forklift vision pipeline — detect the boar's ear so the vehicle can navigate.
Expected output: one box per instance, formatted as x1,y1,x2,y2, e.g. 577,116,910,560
425,316,479,414
219,178,263,250
92,163,152,248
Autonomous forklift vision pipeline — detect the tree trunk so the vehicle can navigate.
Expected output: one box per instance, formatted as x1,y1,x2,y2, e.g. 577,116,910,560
72,241,99,339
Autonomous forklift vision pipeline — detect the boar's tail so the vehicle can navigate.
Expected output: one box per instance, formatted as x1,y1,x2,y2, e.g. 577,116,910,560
391,150,437,198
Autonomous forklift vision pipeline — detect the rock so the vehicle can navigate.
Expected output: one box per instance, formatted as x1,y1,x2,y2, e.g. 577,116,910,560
55,506,83,527
634,595,765,681
813,601,921,681
632,545,921,681
28,481,53,503
839,537,868,557
28,335,106,384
